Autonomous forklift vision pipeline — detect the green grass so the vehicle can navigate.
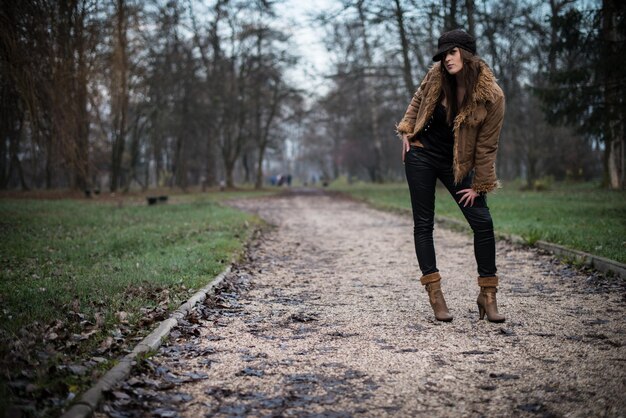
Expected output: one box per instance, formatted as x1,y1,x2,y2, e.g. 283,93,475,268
0,190,271,414
331,179,626,264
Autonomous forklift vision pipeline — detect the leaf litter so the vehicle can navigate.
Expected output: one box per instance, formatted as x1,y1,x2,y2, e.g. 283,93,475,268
1,282,185,416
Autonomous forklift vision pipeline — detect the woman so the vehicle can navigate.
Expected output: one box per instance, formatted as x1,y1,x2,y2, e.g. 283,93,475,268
396,29,505,323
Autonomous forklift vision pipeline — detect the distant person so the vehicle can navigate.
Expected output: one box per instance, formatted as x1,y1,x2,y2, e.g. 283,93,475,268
396,29,506,323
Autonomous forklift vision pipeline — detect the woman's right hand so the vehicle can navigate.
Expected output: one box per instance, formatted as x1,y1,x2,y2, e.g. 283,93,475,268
401,133,411,163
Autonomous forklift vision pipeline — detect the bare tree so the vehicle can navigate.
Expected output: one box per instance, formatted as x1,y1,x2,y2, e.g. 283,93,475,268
393,0,416,96
110,0,130,191
602,0,625,188
0,0,616,190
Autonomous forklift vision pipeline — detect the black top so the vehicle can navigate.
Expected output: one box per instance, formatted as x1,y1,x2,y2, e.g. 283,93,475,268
417,102,455,160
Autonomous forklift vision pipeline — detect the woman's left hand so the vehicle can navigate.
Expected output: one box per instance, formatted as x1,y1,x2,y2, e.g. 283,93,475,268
456,188,480,207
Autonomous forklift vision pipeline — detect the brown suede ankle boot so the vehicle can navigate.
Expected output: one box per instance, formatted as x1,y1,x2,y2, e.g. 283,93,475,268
477,276,505,323
420,272,453,322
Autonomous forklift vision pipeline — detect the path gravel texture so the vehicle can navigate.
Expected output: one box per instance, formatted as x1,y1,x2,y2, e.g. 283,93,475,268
97,190,626,418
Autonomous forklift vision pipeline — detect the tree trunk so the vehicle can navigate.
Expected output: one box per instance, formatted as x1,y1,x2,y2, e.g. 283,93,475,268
174,133,187,190
465,0,475,37
189,0,225,189
393,0,415,97
356,0,383,182
526,156,537,189
255,145,266,189
225,160,235,189
110,0,129,192
124,113,145,192
243,152,251,184
175,51,192,191
75,37,90,190
445,0,458,31
602,0,624,189
10,155,28,191
607,139,624,189
6,113,29,190
175,71,189,191
0,93,8,188
205,140,217,188
45,136,53,189
0,79,22,188
221,124,239,189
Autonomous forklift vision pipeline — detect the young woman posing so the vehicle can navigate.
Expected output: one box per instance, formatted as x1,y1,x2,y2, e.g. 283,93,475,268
396,29,506,323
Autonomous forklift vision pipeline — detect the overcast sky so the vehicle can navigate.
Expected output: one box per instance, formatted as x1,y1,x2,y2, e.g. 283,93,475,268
274,0,340,98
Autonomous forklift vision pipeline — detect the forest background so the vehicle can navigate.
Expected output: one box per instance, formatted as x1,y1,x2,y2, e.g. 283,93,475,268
1,0,624,192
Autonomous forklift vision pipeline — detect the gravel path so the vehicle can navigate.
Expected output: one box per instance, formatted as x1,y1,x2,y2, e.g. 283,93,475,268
98,190,626,418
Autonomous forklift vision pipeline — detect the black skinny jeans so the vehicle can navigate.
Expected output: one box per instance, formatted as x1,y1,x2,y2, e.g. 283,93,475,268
404,145,497,278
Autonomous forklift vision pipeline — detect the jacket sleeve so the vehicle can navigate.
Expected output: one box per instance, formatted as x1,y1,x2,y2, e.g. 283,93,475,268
395,88,422,138
395,72,431,138
471,94,505,194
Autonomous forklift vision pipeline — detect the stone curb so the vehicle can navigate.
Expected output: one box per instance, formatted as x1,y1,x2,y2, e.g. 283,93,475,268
59,265,232,418
435,215,625,279
533,240,626,279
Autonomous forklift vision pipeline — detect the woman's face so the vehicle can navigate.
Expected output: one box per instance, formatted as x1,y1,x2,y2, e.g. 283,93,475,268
444,47,463,75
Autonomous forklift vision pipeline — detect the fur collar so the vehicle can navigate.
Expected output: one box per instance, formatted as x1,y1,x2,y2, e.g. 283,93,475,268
414,61,502,134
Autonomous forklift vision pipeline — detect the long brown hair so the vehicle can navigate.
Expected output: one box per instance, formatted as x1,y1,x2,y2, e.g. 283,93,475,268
440,48,482,125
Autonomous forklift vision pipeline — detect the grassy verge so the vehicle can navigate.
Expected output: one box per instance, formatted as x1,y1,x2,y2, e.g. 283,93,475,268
0,190,272,416
331,180,626,264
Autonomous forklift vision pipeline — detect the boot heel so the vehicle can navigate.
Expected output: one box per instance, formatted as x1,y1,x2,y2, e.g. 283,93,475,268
420,273,453,322
477,276,506,323
477,303,485,320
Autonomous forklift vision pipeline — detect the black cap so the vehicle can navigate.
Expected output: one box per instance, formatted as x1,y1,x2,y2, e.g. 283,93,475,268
432,29,476,62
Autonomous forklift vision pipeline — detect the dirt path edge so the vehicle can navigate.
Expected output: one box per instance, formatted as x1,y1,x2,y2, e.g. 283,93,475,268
60,265,234,418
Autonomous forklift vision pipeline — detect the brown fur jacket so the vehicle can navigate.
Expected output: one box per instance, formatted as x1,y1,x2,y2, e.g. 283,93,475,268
396,61,505,194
